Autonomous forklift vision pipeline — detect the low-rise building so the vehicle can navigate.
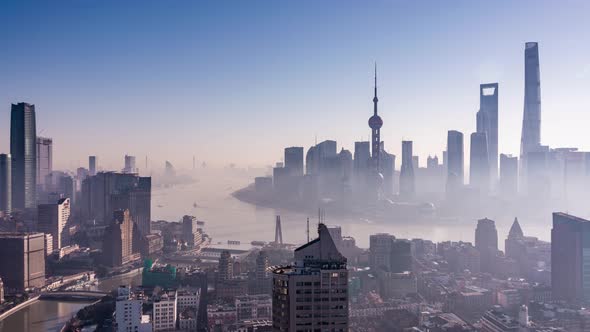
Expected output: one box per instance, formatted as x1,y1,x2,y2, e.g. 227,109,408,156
152,290,177,331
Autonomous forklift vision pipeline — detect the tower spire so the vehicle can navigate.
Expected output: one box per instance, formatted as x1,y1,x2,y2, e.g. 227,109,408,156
373,62,378,115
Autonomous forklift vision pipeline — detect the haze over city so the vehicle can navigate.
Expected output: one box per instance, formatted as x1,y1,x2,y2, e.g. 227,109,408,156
4,1,590,332
2,1,590,170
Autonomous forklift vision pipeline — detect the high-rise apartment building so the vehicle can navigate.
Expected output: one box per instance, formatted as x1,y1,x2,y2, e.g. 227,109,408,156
370,233,396,271
218,250,233,281
272,224,348,331
0,232,45,293
0,154,11,214
469,132,490,193
520,42,542,165
102,210,138,267
284,147,304,177
182,215,202,248
255,251,270,295
399,141,415,198
37,198,71,251
36,137,52,191
552,212,590,302
446,130,464,192
81,172,151,234
10,102,37,210
89,156,97,176
475,218,498,273
477,83,499,180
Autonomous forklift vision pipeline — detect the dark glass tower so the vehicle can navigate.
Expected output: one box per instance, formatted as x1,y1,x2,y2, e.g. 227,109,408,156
10,103,37,210
0,154,11,214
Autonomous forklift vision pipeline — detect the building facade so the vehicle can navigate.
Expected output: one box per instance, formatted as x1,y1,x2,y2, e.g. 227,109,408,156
10,102,37,210
0,232,45,293
272,224,348,332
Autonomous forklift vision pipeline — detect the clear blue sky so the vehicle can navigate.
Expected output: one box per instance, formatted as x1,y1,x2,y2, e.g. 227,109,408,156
1,0,589,171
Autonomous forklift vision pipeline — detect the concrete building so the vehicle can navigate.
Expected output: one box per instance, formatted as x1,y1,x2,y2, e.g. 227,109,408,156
255,251,271,295
102,210,139,267
152,290,177,331
272,224,348,331
36,137,52,191
0,154,11,214
446,130,464,193
37,197,71,251
177,288,200,311
10,102,37,210
182,215,202,248
0,232,45,293
123,155,137,174
235,294,272,322
218,250,233,281
369,233,395,271
115,286,152,332
81,172,151,234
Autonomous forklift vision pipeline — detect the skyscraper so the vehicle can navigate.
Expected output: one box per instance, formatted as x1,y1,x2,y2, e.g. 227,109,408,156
284,147,304,176
89,156,97,176
399,141,415,198
551,212,590,302
369,233,396,271
37,198,71,251
272,224,348,331
475,218,498,273
10,102,37,210
469,132,490,193
81,172,151,233
182,215,201,248
499,154,518,197
36,137,52,191
0,232,45,292
520,42,542,163
0,154,11,215
218,250,233,281
446,130,464,192
102,209,138,267
477,83,499,180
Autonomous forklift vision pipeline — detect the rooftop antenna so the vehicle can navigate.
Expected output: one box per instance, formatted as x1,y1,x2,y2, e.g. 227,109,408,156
306,217,310,243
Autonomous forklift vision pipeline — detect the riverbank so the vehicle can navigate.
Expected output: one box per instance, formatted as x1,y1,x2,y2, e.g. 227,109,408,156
0,296,40,321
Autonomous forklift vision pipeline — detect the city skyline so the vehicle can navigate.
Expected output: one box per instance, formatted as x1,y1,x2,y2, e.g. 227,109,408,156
2,1,590,170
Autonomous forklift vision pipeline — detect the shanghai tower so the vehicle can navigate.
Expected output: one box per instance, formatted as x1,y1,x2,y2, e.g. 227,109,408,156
520,42,542,161
11,103,37,210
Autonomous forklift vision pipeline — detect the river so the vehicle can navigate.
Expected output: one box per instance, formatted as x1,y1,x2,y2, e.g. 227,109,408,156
0,271,142,332
152,168,553,248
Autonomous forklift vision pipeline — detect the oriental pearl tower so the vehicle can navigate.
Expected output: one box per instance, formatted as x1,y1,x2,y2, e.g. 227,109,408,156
368,64,384,200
